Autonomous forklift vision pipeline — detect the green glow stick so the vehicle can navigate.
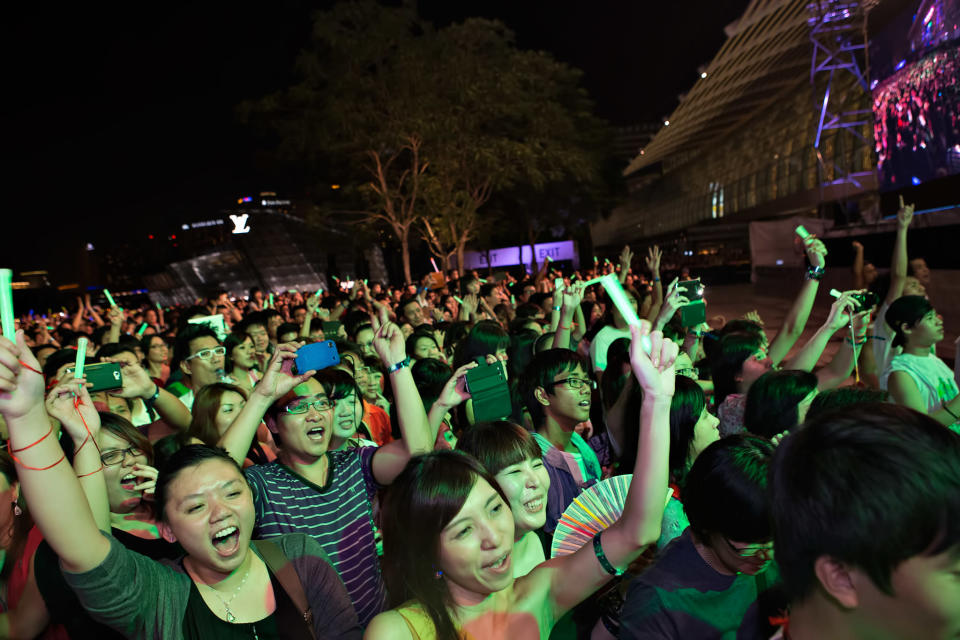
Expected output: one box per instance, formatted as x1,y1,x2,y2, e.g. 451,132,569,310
104,289,116,307
546,256,553,262
511,295,516,305
315,288,323,298
554,277,563,292
364,279,368,285
155,301,162,310
137,323,148,336
454,296,464,304
75,337,88,380
478,278,487,283
0,269,14,341
593,256,598,263
598,274,651,354
267,294,274,307
581,275,606,286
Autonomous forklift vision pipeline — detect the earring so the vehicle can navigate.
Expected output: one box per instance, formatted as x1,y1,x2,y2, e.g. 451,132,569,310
13,503,22,517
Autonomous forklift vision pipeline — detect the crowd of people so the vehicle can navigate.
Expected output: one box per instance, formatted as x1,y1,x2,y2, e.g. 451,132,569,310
0,198,957,640
873,45,960,188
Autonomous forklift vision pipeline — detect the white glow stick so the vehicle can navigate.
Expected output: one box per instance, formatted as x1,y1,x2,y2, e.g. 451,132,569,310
582,275,606,286
829,288,841,298
0,269,14,340
598,274,651,354
75,338,88,380
104,289,116,307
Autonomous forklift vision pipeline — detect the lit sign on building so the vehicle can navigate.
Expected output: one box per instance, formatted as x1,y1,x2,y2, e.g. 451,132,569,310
261,199,291,206
230,214,251,234
463,241,578,269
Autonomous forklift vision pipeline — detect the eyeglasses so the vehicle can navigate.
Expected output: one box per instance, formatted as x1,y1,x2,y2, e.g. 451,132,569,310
185,346,226,362
676,367,699,379
284,398,335,414
546,377,596,392
722,537,774,560
101,445,145,466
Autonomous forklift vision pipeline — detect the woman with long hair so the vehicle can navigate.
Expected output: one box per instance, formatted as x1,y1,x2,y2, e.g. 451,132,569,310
658,376,720,550
181,383,276,468
366,323,677,640
0,339,361,639
223,331,261,393
140,334,170,385
456,421,549,578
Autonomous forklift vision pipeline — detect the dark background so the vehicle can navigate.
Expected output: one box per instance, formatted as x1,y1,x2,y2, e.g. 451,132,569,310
7,1,748,272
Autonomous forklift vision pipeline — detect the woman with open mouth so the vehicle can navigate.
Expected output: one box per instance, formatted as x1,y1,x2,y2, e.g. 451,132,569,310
457,420,551,579
366,322,676,640
0,335,361,639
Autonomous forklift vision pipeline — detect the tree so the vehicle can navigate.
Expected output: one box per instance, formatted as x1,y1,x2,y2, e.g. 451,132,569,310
240,2,617,283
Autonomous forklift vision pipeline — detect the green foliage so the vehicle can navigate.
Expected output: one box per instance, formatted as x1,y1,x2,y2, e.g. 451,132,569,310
240,0,618,281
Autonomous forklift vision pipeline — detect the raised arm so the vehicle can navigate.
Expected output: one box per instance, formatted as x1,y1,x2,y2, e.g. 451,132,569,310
45,380,111,531
537,322,675,616
103,358,191,433
652,279,688,332
644,246,663,321
768,237,826,366
300,292,321,339
617,245,634,285
814,308,871,390
218,343,313,465
852,241,866,290
369,312,432,485
426,362,479,442
553,283,584,350
0,333,110,574
884,197,914,307
782,292,856,373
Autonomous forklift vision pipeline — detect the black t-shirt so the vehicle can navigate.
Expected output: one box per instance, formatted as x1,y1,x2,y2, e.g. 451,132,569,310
34,529,183,640
181,572,296,640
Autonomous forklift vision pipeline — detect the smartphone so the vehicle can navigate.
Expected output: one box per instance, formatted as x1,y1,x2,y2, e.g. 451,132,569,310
677,279,704,303
321,321,343,338
86,362,123,392
294,341,340,375
680,301,707,328
465,359,512,423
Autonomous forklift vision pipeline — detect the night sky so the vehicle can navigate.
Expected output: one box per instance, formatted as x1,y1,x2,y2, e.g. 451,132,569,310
8,1,748,269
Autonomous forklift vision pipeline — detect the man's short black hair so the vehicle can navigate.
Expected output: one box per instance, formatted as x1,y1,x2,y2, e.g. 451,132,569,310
171,324,219,374
684,434,774,543
769,404,960,602
97,342,138,362
520,348,588,428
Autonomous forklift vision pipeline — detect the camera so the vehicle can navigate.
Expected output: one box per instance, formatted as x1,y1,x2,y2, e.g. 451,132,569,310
850,291,879,312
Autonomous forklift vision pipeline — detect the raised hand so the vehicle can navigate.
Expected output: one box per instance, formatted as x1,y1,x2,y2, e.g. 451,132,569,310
629,322,678,399
0,333,47,420
851,240,864,253
897,195,914,228
370,313,406,366
645,245,662,274
619,245,634,271
106,306,124,327
253,342,314,401
824,291,858,332
434,362,479,410
742,310,765,326
561,281,586,311
804,237,827,270
45,378,100,444
101,357,155,400
127,464,158,497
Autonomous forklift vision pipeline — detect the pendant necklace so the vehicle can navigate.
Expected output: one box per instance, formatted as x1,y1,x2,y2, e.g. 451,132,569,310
207,565,250,623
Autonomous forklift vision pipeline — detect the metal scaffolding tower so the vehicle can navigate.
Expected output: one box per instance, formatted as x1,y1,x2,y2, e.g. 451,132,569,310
807,0,873,190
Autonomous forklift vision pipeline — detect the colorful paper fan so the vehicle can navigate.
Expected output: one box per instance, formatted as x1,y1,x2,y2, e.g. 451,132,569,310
550,474,633,558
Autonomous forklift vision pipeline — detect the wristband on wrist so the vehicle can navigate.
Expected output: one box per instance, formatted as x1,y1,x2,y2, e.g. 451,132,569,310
388,357,411,374
592,532,623,576
145,384,160,405
805,266,825,281
653,277,661,282
552,306,562,311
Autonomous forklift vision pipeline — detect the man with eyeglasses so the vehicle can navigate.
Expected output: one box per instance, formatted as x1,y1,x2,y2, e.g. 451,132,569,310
167,324,225,410
621,434,784,640
521,348,602,536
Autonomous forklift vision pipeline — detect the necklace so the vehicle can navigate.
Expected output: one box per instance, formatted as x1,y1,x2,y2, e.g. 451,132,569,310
204,566,250,623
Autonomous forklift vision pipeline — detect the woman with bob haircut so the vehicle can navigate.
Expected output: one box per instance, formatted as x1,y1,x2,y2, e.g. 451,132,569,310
456,421,549,578
0,335,361,639
366,322,677,640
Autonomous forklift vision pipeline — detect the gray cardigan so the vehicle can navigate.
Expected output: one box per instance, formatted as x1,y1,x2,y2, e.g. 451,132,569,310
63,531,361,640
